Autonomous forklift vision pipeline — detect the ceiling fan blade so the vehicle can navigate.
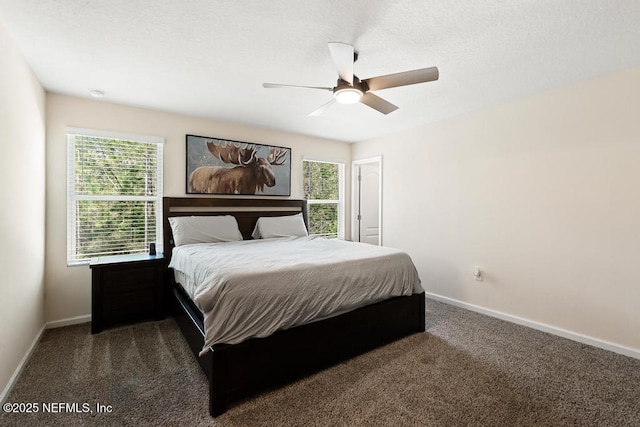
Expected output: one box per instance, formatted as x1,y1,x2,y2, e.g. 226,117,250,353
328,42,354,84
360,92,399,115
263,83,332,91
363,66,439,91
308,98,337,117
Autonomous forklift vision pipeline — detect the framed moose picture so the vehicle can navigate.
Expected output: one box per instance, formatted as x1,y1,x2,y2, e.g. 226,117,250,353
186,134,291,196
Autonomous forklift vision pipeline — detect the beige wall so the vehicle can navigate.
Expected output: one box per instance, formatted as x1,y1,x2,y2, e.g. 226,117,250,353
353,67,640,353
45,94,351,322
0,23,46,398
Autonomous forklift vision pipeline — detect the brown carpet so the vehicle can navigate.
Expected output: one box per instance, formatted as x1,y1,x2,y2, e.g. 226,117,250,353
1,300,639,426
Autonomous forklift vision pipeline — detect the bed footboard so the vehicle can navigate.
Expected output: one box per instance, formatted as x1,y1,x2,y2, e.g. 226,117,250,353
171,281,425,416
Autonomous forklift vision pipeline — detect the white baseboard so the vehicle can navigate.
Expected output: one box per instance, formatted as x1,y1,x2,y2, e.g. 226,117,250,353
0,325,45,403
1,315,91,403
45,314,91,329
425,292,640,360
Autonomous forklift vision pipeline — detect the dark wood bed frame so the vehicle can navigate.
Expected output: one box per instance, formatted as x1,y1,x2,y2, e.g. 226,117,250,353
162,197,425,416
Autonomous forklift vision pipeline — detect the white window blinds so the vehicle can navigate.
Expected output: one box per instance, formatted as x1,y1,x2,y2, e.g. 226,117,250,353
67,129,163,264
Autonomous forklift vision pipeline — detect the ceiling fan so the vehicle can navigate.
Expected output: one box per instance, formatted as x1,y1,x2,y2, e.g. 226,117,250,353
263,42,439,116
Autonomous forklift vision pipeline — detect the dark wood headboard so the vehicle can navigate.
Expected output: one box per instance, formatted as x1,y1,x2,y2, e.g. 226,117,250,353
162,197,308,262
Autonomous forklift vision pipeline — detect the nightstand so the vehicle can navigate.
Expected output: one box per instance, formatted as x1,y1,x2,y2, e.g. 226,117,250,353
90,253,165,333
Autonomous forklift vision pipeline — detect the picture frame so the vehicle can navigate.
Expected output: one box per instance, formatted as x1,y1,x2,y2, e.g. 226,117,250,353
186,134,291,196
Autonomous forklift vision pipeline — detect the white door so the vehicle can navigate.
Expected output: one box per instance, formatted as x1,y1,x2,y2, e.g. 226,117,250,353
357,163,380,245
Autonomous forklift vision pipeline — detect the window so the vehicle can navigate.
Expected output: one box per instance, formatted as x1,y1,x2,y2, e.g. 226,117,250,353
303,160,345,239
67,129,163,265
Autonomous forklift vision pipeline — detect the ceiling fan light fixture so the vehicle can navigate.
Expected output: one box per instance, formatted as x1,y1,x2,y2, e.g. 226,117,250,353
334,87,363,104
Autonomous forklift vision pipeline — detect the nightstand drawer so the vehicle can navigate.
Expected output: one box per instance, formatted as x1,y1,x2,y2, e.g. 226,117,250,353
101,289,156,324
101,288,157,311
100,266,157,294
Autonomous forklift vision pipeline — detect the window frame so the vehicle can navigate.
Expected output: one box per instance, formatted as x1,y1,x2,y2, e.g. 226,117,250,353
66,128,164,266
302,159,345,240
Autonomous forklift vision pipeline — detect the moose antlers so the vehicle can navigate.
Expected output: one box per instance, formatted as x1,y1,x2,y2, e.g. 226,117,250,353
267,147,287,165
206,141,258,165
206,140,287,166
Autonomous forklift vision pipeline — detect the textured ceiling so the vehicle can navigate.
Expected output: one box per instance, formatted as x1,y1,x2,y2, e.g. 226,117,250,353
1,1,640,142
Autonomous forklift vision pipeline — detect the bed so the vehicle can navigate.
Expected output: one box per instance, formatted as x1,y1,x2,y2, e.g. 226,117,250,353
162,197,425,416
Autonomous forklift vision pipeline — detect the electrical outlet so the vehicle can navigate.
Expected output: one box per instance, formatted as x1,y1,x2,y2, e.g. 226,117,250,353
473,267,483,281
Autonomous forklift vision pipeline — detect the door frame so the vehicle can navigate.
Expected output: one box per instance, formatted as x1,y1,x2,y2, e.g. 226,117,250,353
351,156,382,245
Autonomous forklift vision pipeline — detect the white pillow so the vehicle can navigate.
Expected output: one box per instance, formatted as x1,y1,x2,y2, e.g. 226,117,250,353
252,213,308,239
169,215,243,246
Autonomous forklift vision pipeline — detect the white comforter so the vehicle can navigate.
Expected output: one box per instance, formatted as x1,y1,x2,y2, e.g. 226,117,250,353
168,236,422,354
